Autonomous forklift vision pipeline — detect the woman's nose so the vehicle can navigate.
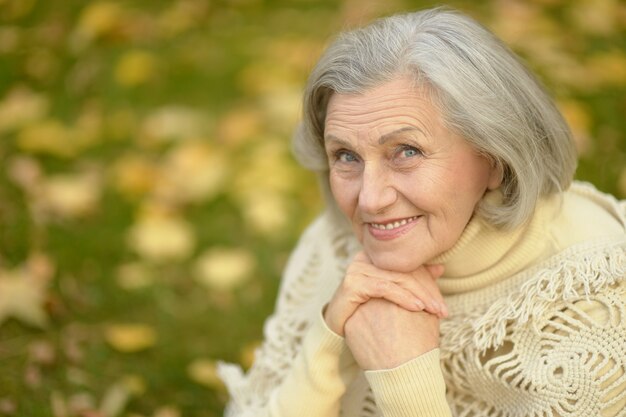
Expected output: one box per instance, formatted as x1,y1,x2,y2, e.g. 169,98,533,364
358,165,397,214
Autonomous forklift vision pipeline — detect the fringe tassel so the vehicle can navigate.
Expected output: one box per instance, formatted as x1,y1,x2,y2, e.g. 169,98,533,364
471,243,626,351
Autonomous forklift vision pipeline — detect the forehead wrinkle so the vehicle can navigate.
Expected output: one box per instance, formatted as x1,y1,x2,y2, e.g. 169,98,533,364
378,126,425,145
324,134,353,148
325,84,441,144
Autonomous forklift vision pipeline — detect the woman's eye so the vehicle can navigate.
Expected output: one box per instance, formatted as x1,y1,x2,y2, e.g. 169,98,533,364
336,150,358,163
398,145,421,158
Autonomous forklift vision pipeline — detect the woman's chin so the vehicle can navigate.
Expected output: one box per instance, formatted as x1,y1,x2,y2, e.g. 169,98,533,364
367,251,423,273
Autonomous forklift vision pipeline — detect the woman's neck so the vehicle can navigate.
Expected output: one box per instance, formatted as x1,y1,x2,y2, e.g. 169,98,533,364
433,194,558,295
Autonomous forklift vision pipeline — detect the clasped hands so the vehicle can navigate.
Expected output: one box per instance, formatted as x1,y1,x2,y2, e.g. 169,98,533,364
323,252,447,371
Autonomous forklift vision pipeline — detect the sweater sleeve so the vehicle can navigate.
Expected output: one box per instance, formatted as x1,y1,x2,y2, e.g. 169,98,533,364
218,214,359,417
365,349,452,417
268,312,359,416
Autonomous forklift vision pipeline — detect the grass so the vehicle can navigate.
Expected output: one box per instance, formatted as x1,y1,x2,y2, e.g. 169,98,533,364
0,0,624,416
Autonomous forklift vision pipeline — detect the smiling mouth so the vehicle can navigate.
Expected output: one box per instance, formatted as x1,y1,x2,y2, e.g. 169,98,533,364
369,216,420,230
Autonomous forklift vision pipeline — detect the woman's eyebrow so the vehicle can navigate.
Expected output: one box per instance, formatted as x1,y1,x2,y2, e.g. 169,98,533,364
324,135,352,148
324,127,425,147
378,126,425,145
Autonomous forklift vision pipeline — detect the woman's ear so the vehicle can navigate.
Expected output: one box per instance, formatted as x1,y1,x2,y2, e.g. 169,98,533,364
487,159,504,190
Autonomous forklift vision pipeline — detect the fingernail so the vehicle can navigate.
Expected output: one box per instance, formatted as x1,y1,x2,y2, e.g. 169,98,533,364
431,301,441,314
441,303,449,318
415,299,425,310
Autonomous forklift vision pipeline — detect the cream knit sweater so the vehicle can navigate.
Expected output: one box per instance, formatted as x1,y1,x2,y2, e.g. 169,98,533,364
218,182,626,417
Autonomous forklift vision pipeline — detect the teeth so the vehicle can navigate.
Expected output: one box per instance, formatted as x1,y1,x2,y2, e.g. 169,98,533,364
371,216,418,230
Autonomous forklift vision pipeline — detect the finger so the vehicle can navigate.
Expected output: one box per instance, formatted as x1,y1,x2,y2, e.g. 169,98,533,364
325,276,424,335
355,263,446,318
412,266,448,317
403,277,447,318
363,278,427,313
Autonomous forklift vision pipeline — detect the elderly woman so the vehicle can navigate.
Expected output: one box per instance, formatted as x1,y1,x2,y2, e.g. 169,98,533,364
218,8,626,417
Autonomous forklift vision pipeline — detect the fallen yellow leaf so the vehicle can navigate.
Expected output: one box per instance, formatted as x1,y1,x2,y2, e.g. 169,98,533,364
0,266,49,328
77,1,123,40
140,105,208,143
155,140,228,204
116,262,154,290
127,214,196,262
153,406,181,417
7,155,42,191
567,0,620,36
115,50,158,87
586,51,626,87
111,153,159,198
194,247,256,291
215,106,263,146
0,87,48,133
240,192,290,236
239,341,261,370
187,358,224,390
17,119,76,157
104,324,157,353
39,173,102,219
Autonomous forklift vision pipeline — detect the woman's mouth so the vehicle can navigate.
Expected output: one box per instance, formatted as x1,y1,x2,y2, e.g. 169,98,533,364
370,216,419,230
367,216,420,240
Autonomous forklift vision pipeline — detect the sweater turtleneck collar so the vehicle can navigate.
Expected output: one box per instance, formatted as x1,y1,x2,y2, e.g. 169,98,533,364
432,192,558,296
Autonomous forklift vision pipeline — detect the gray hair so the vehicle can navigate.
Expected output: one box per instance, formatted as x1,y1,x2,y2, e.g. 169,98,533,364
292,7,577,229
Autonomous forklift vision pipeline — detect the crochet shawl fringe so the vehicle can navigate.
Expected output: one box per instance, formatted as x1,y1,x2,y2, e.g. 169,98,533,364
470,241,626,352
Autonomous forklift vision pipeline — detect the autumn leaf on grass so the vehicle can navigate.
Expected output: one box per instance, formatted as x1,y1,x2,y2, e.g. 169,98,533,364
153,406,182,417
215,106,263,146
567,0,621,37
259,87,302,134
155,140,228,204
158,0,208,36
586,51,626,87
115,50,158,87
7,155,42,191
237,61,302,96
51,375,145,417
115,262,155,290
110,153,159,198
232,139,297,197
100,375,146,417
193,247,256,291
104,324,157,353
140,105,208,144
240,341,261,370
73,1,124,47
0,87,48,133
37,171,102,220
17,119,78,158
0,398,16,415
187,358,224,390
0,265,50,328
127,214,196,262
16,115,102,158
240,191,290,236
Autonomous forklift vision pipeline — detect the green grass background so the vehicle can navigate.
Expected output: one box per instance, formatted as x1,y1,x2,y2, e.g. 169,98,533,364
0,0,624,416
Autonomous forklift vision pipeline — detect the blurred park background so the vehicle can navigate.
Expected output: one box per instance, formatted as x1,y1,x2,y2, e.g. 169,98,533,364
0,0,624,416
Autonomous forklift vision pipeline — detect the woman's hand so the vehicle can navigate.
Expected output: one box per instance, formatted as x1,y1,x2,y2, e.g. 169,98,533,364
323,251,446,336
344,299,440,370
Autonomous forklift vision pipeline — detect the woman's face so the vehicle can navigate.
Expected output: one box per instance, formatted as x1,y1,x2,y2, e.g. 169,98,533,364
324,76,501,272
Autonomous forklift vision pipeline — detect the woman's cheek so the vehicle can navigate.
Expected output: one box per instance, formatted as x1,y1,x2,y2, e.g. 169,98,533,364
330,174,356,215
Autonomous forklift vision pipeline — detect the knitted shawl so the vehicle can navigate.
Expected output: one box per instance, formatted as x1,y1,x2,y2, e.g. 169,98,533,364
219,183,626,416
